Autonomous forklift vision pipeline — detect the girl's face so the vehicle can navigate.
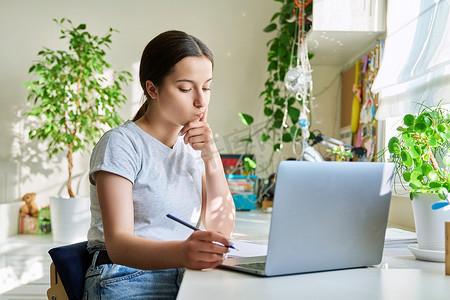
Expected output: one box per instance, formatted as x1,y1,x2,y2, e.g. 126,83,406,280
150,56,213,127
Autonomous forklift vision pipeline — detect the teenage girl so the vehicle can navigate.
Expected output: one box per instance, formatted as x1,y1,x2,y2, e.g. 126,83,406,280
84,30,236,299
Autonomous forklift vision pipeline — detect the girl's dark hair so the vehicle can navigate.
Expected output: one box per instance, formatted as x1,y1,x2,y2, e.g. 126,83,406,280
132,30,214,121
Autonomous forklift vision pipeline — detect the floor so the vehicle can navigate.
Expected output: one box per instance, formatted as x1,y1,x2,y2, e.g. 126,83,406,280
0,235,56,300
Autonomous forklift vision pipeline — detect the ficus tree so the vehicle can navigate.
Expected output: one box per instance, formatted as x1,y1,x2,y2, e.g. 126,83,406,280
24,18,132,197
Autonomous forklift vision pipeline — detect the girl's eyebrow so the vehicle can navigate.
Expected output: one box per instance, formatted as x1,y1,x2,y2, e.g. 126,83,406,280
175,78,213,84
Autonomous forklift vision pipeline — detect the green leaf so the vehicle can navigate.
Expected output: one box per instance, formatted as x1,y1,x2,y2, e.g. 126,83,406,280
405,137,415,147
429,181,442,188
438,187,448,200
273,109,285,121
388,137,401,155
290,126,298,139
410,181,422,190
287,106,300,124
414,115,431,132
437,124,446,132
264,107,273,117
404,114,415,126
421,163,433,175
273,143,281,152
400,150,413,167
238,113,254,126
443,155,450,166
428,170,439,181
401,132,410,140
261,133,270,142
429,137,437,147
263,23,277,33
410,171,423,182
270,12,280,22
402,171,411,182
243,157,257,170
239,138,252,143
414,158,423,167
410,145,422,158
282,132,292,142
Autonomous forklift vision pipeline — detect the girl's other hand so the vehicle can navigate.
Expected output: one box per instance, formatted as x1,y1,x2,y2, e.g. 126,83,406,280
182,230,231,270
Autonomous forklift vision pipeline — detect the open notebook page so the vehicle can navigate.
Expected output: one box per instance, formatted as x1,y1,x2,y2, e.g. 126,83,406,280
228,240,268,258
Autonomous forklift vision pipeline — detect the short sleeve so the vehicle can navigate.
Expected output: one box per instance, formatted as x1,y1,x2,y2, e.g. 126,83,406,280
89,130,140,185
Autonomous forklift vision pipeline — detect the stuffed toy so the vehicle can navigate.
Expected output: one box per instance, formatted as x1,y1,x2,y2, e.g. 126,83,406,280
19,192,39,218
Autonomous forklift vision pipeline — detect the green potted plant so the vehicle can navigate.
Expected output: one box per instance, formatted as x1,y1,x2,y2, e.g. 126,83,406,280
24,18,131,243
387,103,450,257
327,145,354,162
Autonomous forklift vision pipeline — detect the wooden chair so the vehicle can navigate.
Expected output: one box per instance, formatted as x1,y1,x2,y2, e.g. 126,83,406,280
47,241,91,300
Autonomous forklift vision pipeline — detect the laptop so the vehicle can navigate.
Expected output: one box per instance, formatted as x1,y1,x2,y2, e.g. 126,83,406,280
221,161,395,277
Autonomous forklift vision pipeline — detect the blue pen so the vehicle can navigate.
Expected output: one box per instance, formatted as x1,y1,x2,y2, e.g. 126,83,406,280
166,214,236,250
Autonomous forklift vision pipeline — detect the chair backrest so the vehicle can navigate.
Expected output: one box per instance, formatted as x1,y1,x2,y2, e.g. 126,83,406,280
48,241,92,300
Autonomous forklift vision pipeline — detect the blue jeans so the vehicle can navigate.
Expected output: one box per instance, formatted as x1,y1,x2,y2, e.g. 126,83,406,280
84,251,185,299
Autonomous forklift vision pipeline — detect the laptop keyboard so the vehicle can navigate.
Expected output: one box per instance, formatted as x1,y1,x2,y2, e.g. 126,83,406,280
236,262,266,271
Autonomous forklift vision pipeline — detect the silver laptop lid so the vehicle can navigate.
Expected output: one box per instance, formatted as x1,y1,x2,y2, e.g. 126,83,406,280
265,161,395,276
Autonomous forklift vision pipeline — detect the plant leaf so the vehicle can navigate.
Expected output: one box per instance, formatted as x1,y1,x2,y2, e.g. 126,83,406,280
282,132,292,142
287,106,300,124
238,113,254,126
400,150,413,167
263,23,277,33
443,155,450,166
438,187,449,200
388,137,401,155
402,171,411,182
428,170,439,181
404,114,415,126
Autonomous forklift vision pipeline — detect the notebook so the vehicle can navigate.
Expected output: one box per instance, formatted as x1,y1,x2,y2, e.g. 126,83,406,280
221,161,395,277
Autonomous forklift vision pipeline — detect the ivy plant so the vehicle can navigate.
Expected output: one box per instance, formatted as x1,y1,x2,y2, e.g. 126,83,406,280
387,104,450,201
24,18,132,198
239,0,313,170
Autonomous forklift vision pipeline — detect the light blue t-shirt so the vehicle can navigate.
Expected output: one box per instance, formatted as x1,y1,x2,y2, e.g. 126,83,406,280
87,120,204,253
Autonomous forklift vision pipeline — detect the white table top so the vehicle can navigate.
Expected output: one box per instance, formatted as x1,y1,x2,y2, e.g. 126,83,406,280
177,210,450,300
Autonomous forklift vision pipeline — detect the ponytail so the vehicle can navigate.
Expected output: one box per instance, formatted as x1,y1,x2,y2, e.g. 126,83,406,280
132,98,149,121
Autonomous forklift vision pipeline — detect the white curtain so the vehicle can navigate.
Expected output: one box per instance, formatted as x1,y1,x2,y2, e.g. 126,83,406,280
372,0,450,120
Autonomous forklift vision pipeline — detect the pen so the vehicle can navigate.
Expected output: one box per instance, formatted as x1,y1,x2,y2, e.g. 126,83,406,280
166,213,236,250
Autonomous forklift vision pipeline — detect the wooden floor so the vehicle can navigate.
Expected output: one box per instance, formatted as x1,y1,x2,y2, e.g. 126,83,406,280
0,235,57,300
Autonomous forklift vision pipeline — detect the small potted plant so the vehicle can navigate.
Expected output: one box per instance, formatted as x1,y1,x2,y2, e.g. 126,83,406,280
24,18,132,243
327,145,354,161
387,103,450,257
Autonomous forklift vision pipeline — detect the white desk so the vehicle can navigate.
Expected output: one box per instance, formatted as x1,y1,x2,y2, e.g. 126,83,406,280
177,210,450,300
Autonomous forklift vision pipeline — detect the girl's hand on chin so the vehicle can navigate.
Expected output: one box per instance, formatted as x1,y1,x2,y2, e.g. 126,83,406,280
179,108,217,159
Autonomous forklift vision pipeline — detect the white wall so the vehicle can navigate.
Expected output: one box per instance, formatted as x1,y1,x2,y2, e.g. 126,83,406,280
0,0,340,207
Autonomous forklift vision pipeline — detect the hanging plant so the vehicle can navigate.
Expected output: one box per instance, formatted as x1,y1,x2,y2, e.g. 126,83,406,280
239,0,313,170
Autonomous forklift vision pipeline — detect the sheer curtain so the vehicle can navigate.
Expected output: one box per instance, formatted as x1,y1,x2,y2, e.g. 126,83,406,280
372,0,450,120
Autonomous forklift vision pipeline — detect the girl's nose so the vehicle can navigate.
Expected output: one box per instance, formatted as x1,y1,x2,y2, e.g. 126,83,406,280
194,88,208,107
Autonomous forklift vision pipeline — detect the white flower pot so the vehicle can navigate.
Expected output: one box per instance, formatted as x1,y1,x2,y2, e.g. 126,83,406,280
50,196,90,244
412,193,450,251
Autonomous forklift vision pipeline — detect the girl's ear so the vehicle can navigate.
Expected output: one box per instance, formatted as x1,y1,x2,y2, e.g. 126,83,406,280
146,80,158,99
